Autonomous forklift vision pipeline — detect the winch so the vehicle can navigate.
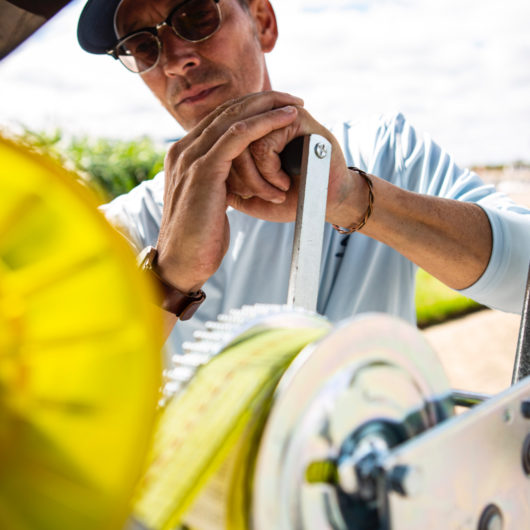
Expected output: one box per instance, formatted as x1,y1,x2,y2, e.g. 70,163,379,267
1,132,529,530
129,135,530,530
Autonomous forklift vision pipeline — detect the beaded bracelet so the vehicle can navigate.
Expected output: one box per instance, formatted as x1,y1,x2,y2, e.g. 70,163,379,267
332,167,375,234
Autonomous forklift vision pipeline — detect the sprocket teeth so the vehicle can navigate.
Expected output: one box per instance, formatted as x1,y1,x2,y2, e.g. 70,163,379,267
162,304,320,401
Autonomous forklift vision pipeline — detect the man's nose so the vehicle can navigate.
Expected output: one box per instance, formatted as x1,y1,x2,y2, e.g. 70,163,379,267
158,25,201,77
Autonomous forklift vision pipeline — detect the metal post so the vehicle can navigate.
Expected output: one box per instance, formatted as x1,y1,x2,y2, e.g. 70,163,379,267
511,263,530,384
286,134,331,312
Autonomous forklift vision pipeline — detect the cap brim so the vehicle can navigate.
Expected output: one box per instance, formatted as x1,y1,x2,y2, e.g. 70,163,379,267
77,0,122,54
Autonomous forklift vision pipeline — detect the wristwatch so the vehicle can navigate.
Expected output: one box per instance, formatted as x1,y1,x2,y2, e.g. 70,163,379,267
137,246,206,321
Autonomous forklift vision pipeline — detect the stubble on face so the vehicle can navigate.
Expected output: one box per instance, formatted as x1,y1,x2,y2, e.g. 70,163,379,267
156,58,235,130
138,0,268,131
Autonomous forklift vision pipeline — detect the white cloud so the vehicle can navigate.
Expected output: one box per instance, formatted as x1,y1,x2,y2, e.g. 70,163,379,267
270,0,530,165
0,0,180,142
1,0,529,165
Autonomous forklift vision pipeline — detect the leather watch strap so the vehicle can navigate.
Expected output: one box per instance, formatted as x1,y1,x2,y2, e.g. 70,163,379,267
138,246,206,321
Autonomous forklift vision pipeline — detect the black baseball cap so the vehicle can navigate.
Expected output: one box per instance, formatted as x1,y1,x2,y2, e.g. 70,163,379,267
77,0,122,54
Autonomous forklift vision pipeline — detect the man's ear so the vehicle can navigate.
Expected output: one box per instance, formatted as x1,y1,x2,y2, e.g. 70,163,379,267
249,0,278,52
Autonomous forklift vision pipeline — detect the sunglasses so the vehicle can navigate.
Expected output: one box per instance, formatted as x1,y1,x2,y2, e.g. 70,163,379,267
108,0,222,74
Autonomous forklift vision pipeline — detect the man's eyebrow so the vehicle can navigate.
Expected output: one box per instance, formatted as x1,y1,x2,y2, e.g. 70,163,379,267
117,2,171,37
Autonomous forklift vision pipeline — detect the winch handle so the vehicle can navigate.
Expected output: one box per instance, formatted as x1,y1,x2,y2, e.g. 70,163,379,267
281,135,331,312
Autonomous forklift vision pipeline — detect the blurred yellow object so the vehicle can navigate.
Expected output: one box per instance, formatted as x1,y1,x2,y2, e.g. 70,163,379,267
0,135,162,530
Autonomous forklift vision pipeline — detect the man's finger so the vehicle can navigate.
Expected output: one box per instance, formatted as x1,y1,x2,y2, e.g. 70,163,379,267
230,150,286,203
189,91,303,160
249,129,293,191
203,105,299,179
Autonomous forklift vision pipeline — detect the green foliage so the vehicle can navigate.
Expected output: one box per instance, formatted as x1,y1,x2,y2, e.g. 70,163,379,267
415,268,483,327
16,128,166,203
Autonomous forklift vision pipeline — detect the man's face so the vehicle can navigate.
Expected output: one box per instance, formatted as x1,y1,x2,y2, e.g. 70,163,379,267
115,0,276,131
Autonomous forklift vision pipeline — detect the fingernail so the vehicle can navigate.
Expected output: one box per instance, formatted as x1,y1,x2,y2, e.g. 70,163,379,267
282,106,296,114
271,195,286,204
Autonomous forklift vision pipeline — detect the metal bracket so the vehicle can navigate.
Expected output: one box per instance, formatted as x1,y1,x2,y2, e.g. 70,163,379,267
382,376,530,529
512,263,530,384
286,134,331,312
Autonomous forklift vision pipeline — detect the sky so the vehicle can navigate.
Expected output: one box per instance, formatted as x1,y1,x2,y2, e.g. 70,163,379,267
1,0,529,167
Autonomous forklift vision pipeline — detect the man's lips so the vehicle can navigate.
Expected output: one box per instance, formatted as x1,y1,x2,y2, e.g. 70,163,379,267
177,85,222,106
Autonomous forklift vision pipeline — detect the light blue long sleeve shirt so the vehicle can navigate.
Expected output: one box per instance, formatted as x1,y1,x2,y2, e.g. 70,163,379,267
101,113,530,355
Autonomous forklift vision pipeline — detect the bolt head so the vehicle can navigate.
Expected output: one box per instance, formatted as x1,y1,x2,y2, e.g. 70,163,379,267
389,464,422,497
314,143,328,159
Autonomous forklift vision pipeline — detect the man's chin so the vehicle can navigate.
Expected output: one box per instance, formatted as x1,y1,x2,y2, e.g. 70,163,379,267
171,94,227,131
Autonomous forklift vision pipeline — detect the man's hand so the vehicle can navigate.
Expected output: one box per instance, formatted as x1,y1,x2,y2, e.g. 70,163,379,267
153,88,493,325
224,99,493,292
228,105,369,229
154,91,303,293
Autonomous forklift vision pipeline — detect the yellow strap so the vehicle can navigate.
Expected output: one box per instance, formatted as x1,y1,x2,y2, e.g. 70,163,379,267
133,326,327,529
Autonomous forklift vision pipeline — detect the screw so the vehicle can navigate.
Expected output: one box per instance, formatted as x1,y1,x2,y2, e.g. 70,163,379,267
478,504,503,530
521,399,530,419
314,142,328,159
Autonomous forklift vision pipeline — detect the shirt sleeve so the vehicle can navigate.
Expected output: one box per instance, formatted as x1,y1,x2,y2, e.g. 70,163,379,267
98,172,165,252
345,112,530,314
395,113,530,313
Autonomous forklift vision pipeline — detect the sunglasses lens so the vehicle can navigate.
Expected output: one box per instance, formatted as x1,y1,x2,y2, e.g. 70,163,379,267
116,32,160,73
170,0,221,42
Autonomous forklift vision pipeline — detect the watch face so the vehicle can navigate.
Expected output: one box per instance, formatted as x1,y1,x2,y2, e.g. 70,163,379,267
138,246,157,270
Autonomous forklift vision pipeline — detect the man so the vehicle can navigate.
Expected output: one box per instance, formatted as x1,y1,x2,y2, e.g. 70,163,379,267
77,0,530,355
